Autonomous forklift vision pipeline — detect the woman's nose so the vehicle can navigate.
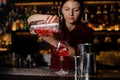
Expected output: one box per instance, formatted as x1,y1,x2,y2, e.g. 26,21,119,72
69,10,74,16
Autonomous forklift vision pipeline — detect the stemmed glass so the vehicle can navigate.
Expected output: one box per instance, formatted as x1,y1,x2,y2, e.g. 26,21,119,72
55,42,69,75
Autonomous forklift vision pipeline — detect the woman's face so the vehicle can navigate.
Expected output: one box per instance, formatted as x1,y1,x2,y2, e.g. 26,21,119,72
62,0,81,24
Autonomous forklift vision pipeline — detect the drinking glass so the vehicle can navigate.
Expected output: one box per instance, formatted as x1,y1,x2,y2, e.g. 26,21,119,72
55,41,69,75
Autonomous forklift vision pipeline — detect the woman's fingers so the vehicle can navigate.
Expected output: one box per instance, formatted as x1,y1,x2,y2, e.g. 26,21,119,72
28,14,59,25
50,15,59,23
44,15,59,23
44,15,53,23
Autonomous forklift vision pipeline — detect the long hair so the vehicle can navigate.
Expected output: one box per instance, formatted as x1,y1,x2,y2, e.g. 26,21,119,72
59,0,84,40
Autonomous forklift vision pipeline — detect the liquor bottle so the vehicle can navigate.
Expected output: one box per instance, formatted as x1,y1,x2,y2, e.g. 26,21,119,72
117,3,120,25
89,11,95,25
82,7,90,24
114,3,120,31
51,0,57,15
88,11,96,30
26,54,35,68
11,52,16,67
102,4,109,30
109,4,116,28
95,6,103,30
26,54,32,67
31,6,38,14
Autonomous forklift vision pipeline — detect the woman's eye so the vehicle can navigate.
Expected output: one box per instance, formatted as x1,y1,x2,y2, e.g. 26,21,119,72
64,8,69,11
74,9,79,11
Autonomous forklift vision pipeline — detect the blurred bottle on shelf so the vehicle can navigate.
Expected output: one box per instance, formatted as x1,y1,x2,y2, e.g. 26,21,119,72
11,52,17,67
102,4,109,31
25,54,36,68
116,3,120,31
82,6,90,24
117,3,120,23
95,6,103,31
89,10,96,29
31,5,38,14
93,36,100,45
109,4,116,30
11,6,31,31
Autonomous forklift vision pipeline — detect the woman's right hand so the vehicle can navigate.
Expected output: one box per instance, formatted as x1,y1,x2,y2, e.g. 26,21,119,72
27,14,59,25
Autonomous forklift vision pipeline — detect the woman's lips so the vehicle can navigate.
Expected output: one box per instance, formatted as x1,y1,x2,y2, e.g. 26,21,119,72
67,17,74,20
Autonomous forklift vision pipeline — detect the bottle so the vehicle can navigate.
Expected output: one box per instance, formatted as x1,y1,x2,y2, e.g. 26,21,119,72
87,11,96,30
82,7,90,24
26,54,32,68
31,6,38,14
95,6,103,30
117,4,120,23
109,4,116,29
102,4,109,30
116,3,120,30
113,3,120,31
11,52,16,67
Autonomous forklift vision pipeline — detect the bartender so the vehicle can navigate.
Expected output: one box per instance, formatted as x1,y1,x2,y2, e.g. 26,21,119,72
27,0,93,70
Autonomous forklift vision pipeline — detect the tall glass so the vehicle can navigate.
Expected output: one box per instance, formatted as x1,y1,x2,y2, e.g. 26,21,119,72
77,43,96,78
78,43,92,77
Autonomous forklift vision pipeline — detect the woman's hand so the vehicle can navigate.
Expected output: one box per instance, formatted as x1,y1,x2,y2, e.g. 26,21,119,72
27,14,59,24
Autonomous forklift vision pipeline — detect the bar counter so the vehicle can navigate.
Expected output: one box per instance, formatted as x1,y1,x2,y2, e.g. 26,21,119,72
0,67,120,80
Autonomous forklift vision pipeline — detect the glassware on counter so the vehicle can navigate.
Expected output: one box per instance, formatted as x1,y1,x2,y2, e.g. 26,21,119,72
77,43,96,77
55,41,69,75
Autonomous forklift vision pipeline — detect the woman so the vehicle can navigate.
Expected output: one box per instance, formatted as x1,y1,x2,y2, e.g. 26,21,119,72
27,0,93,70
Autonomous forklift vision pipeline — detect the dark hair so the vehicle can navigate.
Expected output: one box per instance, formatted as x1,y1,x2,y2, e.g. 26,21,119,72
61,0,84,21
61,0,84,10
